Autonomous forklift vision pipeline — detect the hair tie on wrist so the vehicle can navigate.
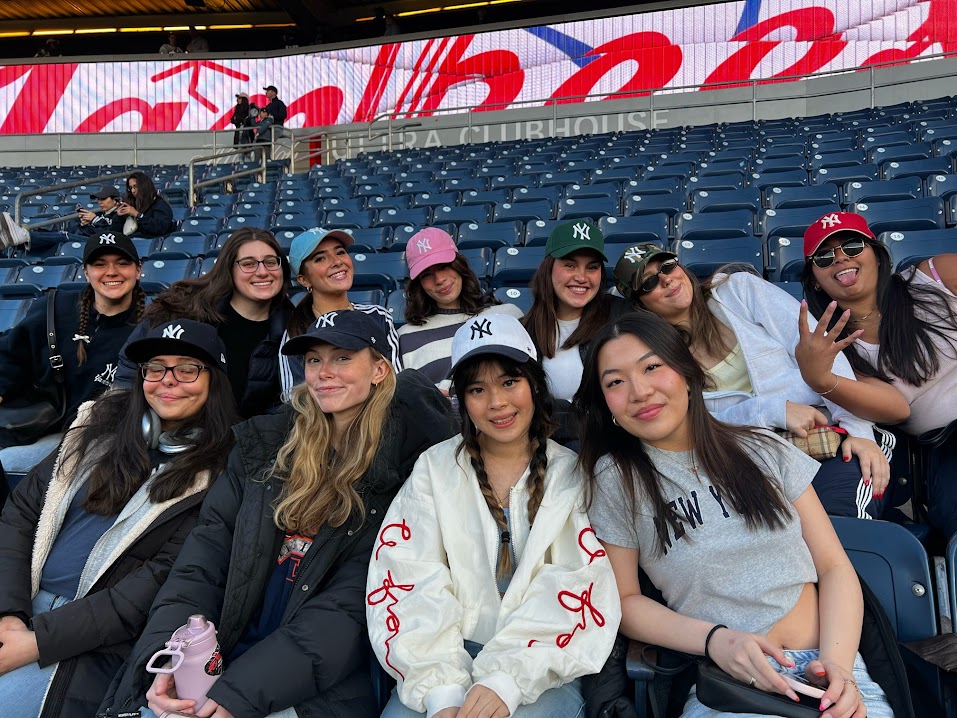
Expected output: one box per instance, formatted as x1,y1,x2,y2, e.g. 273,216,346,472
704,624,727,661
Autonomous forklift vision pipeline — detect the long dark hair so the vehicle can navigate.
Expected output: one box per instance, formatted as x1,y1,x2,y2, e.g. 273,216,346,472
145,228,291,327
64,369,239,516
453,355,556,583
632,261,732,359
800,237,957,386
125,171,161,215
573,312,791,556
404,253,498,325
522,252,614,359
75,282,147,365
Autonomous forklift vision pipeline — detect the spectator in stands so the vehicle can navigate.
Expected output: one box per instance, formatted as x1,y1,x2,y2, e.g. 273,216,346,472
398,228,523,391
280,227,400,400
113,228,293,419
613,244,903,519
799,212,957,537
185,26,209,53
262,85,288,126
254,106,275,143
522,221,630,403
369,314,619,718
576,312,895,718
383,13,402,36
116,171,175,239
230,92,250,146
241,103,259,147
158,32,183,55
34,38,61,58
0,233,145,475
0,320,238,718
103,312,453,718
0,185,126,254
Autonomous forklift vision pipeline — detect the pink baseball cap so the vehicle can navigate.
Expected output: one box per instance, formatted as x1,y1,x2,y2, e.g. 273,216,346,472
406,228,457,280
804,211,876,258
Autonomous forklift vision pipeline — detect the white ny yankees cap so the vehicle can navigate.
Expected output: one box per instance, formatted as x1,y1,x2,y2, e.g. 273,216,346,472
126,319,228,373
281,310,391,362
448,313,538,378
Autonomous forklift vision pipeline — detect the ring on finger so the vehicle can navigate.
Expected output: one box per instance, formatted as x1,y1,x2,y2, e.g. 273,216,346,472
748,676,756,687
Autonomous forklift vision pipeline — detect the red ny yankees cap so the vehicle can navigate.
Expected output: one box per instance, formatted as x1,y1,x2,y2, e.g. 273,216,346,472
804,211,876,258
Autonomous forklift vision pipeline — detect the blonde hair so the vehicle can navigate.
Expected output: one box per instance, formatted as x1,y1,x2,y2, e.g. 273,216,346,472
272,349,396,534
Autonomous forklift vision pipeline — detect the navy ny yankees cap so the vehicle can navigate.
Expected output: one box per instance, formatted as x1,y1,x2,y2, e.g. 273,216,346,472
281,310,391,363
448,313,538,378
82,231,139,265
126,319,228,373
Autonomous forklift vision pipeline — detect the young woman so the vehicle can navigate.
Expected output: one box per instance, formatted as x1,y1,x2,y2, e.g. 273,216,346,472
613,242,906,519
522,221,630,403
113,227,293,418
399,228,523,391
800,211,957,537
230,93,251,146
368,313,620,718
0,319,238,718
575,312,896,718
279,227,401,400
115,171,175,239
102,311,453,718
0,232,145,474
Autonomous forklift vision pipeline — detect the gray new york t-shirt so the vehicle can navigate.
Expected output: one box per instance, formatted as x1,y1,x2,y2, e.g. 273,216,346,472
589,430,819,636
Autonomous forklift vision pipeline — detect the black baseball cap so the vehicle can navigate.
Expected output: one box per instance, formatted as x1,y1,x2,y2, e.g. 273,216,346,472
90,185,121,200
263,85,278,93
82,231,139,264
281,310,391,363
126,319,228,373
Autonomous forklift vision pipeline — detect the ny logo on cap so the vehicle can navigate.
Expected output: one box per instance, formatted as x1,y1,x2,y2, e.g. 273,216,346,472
416,237,432,253
99,233,116,245
470,318,493,340
163,324,185,339
315,311,338,328
623,246,647,264
572,222,591,241
820,213,841,229
220,353,226,364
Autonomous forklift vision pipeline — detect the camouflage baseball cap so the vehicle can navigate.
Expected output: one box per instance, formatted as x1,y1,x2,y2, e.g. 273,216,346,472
612,243,677,300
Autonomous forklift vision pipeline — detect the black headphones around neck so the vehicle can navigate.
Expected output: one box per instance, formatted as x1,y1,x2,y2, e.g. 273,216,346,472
141,408,203,454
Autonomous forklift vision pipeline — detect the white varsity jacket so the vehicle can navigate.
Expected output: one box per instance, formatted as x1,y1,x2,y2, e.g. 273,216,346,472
366,436,621,717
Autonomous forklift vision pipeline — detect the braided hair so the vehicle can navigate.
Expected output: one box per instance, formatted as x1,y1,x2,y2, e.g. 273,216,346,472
75,283,147,365
453,355,556,584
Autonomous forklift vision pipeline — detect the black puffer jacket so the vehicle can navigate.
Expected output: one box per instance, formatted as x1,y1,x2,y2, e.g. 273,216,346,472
129,195,175,238
101,370,455,718
0,410,214,718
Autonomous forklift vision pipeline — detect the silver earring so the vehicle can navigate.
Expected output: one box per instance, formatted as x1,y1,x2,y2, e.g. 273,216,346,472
612,416,620,426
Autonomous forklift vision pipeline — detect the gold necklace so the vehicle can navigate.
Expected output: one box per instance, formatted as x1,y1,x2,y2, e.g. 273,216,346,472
851,309,881,322
488,459,531,509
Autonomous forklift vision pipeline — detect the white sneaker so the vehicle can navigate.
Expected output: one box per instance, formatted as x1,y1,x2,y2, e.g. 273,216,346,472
0,213,30,248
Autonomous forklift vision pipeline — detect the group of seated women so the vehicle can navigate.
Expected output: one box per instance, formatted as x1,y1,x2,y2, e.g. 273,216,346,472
0,205,954,718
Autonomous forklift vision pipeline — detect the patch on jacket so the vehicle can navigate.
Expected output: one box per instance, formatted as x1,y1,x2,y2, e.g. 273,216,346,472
205,645,224,675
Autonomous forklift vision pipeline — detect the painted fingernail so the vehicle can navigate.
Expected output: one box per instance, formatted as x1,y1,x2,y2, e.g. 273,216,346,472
864,478,870,486
814,670,826,676
843,455,850,462
820,698,832,710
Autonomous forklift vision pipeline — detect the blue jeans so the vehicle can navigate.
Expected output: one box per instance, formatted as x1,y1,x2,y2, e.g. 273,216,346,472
0,589,71,718
380,640,584,718
0,432,63,477
28,230,88,254
679,649,894,718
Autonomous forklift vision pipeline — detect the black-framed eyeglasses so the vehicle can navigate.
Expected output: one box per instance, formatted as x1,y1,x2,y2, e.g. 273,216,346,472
140,362,208,383
235,256,282,273
809,239,866,269
636,258,679,294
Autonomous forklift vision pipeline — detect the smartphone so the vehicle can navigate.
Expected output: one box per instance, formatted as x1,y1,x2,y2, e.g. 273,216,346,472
779,672,826,699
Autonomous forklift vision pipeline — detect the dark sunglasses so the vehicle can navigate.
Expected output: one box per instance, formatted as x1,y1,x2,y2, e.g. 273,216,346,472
809,239,866,269
636,258,679,294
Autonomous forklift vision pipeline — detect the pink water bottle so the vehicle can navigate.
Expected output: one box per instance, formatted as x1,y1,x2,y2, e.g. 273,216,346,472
146,615,224,711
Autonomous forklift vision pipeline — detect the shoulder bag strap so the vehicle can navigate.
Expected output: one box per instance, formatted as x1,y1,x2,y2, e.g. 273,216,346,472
46,287,63,382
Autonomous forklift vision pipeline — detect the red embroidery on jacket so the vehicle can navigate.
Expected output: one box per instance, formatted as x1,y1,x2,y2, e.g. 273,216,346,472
577,527,607,565
556,583,605,648
367,571,415,680
375,519,411,560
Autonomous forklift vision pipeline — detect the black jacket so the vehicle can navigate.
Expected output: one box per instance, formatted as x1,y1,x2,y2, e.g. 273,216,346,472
102,370,456,718
0,288,138,425
263,97,287,126
0,430,212,718
112,298,293,418
130,195,175,238
72,206,126,237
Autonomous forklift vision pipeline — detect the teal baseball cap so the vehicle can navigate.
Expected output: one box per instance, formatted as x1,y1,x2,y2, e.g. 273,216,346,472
288,227,354,276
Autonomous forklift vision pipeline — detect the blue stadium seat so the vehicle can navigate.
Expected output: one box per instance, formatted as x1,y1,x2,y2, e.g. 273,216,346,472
270,226,308,251
511,186,564,205
196,256,217,277
344,228,392,253
180,217,221,235
460,189,508,207
385,290,407,328
685,172,747,193
139,258,197,292
766,184,839,210
598,215,669,246
350,252,407,292
625,192,684,219
879,229,957,272
770,281,804,301
54,241,87,261
490,175,531,192
810,149,866,172
691,188,762,215
845,177,923,206
0,297,31,333
492,200,553,224
457,222,522,251
155,233,209,258
675,209,754,243
882,158,951,182
224,214,268,231
347,289,387,307
191,203,230,219
325,210,376,229
524,220,575,247
368,195,414,212
433,204,493,226
766,236,807,282
322,197,368,212
493,286,533,315
460,248,494,283
492,246,548,287
442,178,489,194
868,142,933,167
413,192,462,209
1,264,75,296
375,207,431,229
751,169,809,192
852,197,944,234
928,174,957,205
762,204,841,239
673,237,764,278
814,164,879,187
